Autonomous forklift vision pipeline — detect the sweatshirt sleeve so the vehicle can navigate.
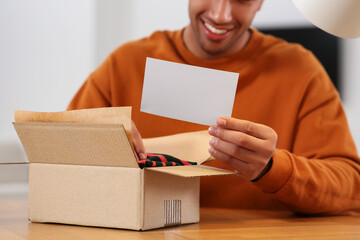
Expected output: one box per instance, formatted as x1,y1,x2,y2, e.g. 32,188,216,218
253,72,360,215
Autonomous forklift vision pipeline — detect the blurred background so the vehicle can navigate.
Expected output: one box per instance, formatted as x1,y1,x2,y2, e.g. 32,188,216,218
1,0,359,198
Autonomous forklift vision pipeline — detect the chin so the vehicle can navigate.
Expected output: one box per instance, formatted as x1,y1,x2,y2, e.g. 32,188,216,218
199,39,233,57
201,46,227,56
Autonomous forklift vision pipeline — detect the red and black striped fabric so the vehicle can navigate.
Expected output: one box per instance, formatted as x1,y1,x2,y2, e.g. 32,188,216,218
138,153,197,168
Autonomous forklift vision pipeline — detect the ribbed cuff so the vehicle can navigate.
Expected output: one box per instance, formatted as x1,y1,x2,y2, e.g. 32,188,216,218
252,149,293,193
251,157,273,182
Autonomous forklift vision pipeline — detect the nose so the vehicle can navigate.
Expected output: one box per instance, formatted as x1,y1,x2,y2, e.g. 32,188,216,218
208,0,233,24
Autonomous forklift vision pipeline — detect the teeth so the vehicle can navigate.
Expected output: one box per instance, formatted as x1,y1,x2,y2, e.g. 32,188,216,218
204,22,227,35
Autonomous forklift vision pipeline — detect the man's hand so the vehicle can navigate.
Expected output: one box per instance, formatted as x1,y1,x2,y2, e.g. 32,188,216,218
208,117,277,181
131,121,147,160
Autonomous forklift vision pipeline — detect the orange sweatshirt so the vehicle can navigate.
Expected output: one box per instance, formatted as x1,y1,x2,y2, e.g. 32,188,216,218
68,29,360,214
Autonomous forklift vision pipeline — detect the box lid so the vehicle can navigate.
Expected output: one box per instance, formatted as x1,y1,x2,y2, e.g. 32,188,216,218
13,122,139,168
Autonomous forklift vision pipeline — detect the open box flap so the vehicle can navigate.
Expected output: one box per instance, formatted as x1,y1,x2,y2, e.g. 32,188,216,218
145,165,235,177
13,122,139,168
14,107,133,146
143,131,214,165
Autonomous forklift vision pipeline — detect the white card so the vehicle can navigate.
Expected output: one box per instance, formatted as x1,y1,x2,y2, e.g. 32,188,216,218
140,58,239,126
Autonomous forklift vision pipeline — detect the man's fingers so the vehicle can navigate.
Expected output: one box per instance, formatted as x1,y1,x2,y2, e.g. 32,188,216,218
208,146,267,181
208,117,277,180
208,147,260,179
131,121,147,160
217,117,274,139
209,137,257,163
208,146,248,169
208,126,264,152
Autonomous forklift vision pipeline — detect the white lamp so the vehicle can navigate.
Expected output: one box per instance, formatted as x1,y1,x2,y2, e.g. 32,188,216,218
293,0,360,39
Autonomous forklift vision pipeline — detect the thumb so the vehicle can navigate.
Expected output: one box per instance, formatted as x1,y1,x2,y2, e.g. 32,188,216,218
131,121,147,160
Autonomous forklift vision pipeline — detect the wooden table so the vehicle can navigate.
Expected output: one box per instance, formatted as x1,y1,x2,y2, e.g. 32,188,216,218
1,199,360,240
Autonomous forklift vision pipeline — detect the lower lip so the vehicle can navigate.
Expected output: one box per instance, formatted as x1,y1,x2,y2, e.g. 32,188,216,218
203,23,231,41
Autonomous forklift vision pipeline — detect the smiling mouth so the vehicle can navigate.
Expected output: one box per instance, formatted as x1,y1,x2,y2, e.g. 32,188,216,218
204,22,228,35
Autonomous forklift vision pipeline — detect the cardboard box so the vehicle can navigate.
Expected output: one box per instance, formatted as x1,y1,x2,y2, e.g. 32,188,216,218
13,108,234,230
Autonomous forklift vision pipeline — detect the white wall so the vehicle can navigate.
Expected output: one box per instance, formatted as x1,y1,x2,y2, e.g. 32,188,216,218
94,0,135,66
132,0,189,40
0,0,96,162
94,0,190,66
341,38,360,148
1,0,359,190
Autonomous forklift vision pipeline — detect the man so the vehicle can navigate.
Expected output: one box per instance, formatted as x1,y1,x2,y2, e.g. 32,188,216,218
68,0,360,214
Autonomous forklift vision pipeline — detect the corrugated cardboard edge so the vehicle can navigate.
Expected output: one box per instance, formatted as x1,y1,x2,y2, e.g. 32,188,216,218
14,107,132,127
